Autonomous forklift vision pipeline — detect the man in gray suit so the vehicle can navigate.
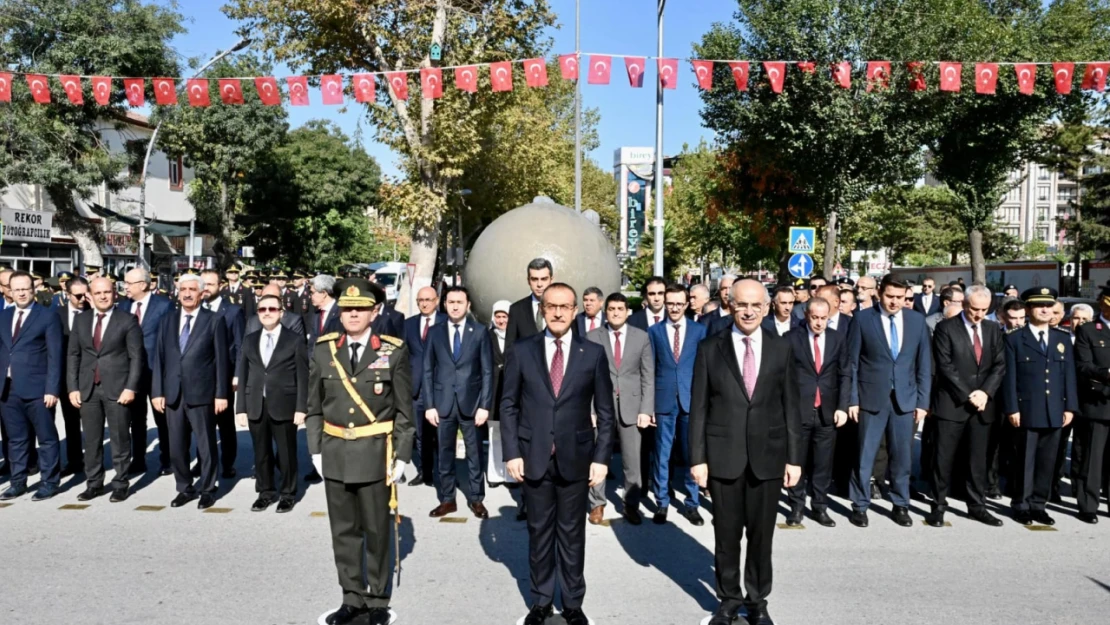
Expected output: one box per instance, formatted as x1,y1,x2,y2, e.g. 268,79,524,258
587,292,654,525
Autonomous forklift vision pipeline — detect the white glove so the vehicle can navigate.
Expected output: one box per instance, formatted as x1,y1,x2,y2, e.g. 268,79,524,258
388,459,408,484
311,454,323,475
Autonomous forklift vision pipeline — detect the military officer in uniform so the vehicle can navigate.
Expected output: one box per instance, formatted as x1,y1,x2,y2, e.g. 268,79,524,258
1001,287,1077,526
307,278,414,625
1071,286,1110,523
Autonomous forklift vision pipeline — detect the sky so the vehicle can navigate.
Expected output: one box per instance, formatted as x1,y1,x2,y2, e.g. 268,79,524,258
169,0,740,177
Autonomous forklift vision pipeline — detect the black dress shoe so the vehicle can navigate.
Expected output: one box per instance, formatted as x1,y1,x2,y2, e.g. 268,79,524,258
624,506,643,525
682,507,705,526
746,608,775,625
32,486,58,501
708,604,738,625
522,604,553,625
76,486,104,501
785,508,804,527
892,506,913,527
849,510,869,527
325,604,364,625
198,494,216,510
221,468,237,480
276,497,295,513
925,509,945,527
562,607,589,625
1032,510,1055,526
251,496,275,512
970,508,1003,527
366,607,391,625
812,509,836,527
110,488,129,503
304,469,323,484
171,492,198,508
409,474,426,486
653,509,668,525
1077,512,1099,524
0,485,26,500
1013,511,1034,526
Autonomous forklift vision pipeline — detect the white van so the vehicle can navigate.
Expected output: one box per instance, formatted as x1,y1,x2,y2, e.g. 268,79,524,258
369,261,407,303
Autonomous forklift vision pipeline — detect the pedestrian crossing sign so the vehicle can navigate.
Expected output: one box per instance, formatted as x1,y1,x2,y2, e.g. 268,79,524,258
788,227,816,254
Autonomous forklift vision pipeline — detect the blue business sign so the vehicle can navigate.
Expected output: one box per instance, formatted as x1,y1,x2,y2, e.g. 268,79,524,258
626,172,647,255
788,226,816,254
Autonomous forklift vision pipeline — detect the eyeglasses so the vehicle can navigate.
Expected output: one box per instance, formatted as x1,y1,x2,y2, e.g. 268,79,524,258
664,302,687,309
124,280,147,286
71,293,86,300
542,303,575,313
10,288,32,294
256,306,282,313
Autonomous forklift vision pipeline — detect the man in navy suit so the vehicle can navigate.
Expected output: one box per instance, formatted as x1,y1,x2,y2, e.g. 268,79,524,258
202,269,245,479
648,283,707,526
848,275,931,527
305,274,341,345
403,285,445,485
0,271,64,501
56,276,90,476
500,282,614,625
151,273,229,510
424,286,494,518
760,286,796,337
627,276,667,332
912,277,941,317
120,267,174,475
575,286,605,336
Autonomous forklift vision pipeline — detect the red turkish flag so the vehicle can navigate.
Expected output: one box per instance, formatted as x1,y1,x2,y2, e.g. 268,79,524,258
153,78,177,105
218,79,244,105
728,62,749,91
455,66,478,93
587,55,612,85
320,74,344,104
420,68,443,99
91,76,111,105
352,74,376,103
60,75,83,105
692,60,713,90
0,73,12,102
558,54,578,80
491,61,513,92
124,78,145,106
287,76,310,105
832,62,851,89
523,58,548,88
975,63,998,95
763,62,785,93
1053,63,1074,94
939,62,961,92
254,77,280,105
625,56,646,88
797,61,816,74
385,72,409,100
185,79,210,107
658,58,679,90
26,75,50,104
906,62,926,92
1081,63,1109,92
1015,64,1036,95
866,61,890,92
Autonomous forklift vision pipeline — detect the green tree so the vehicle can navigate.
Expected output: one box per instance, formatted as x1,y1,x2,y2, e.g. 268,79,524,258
625,220,684,287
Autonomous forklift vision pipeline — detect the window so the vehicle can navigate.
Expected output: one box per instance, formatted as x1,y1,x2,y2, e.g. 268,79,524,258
995,206,1020,223
1037,227,1050,243
125,140,146,180
1037,166,1050,181
1001,226,1020,239
1036,207,1050,222
1004,187,1021,203
169,155,184,191
1057,187,1076,205
1037,186,1050,201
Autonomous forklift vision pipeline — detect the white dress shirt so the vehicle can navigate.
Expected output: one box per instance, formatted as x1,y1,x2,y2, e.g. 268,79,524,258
645,308,664,328
608,325,627,362
665,317,687,354
531,296,544,330
921,294,933,311
1027,323,1050,347
179,307,200,335
731,326,762,380
66,304,83,331
259,323,282,364
774,316,792,336
449,318,467,347
827,312,843,332
880,309,904,352
90,308,113,335
130,292,152,320
318,300,335,321
808,329,826,364
583,314,602,332
205,296,222,314
962,313,983,345
544,329,570,377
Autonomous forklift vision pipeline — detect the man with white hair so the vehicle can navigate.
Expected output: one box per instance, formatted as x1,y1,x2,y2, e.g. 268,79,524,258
689,284,711,323
305,274,340,345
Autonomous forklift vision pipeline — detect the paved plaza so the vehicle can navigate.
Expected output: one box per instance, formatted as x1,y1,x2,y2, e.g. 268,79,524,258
0,413,1108,625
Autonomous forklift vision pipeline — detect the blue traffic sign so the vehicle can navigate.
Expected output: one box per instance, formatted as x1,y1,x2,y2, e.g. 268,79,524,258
788,226,816,254
788,253,813,279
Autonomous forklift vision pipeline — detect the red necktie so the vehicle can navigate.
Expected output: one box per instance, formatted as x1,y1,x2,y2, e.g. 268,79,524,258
672,323,681,363
550,339,564,397
589,316,596,331
422,317,430,341
813,334,822,408
613,331,622,370
654,314,661,325
134,301,142,326
318,309,325,335
12,310,24,342
973,324,982,365
93,313,105,383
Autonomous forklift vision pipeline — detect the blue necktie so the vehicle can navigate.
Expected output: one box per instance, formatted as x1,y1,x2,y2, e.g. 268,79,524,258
1039,330,1047,354
889,314,899,361
452,324,462,361
179,314,193,352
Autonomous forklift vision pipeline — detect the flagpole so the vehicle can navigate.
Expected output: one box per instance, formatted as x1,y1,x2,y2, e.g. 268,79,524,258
652,0,666,276
574,0,582,212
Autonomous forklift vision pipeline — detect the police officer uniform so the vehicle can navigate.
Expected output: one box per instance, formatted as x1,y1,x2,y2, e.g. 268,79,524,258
1000,287,1078,525
1071,286,1110,523
221,263,256,316
307,278,414,625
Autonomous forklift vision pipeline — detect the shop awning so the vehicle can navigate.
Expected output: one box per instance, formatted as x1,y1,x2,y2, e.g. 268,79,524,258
89,203,197,237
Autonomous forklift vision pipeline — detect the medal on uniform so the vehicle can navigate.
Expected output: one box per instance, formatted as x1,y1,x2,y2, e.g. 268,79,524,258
1057,342,1065,354
374,382,384,395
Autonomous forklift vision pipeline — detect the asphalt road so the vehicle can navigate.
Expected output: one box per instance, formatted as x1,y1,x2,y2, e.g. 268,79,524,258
0,414,1108,625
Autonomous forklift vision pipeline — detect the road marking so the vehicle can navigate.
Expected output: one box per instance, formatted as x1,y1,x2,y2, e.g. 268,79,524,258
1024,524,1057,532
135,505,165,512
439,517,467,523
203,507,233,514
310,511,327,518
59,504,90,510
777,523,805,530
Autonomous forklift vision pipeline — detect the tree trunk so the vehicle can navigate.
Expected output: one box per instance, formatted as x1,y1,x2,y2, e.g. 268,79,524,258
823,210,838,278
969,228,985,285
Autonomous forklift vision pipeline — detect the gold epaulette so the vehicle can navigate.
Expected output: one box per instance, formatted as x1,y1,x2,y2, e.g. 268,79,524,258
380,335,403,347
317,332,341,343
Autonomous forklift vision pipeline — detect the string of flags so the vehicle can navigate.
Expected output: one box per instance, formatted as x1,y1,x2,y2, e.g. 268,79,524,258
0,55,1107,108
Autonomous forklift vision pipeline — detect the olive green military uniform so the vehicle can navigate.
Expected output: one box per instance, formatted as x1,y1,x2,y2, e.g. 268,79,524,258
307,330,414,611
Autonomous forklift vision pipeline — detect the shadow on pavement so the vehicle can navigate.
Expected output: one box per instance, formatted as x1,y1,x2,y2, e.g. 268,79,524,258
479,505,533,607
610,508,718,613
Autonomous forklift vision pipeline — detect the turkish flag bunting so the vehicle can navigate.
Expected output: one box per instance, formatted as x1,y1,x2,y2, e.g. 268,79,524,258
218,79,244,105
524,58,548,87
975,63,998,95
91,76,111,105
352,74,376,102
124,78,145,106
728,62,749,91
254,77,281,105
797,62,816,73
421,68,443,99
153,78,177,105
385,72,409,100
0,73,12,102
866,61,890,91
832,62,851,89
625,56,646,88
1053,63,1074,94
287,76,310,105
763,61,785,93
939,62,961,92
491,61,513,92
1015,64,1036,95
320,74,344,104
455,66,478,93
186,79,210,107
26,75,50,104
692,60,714,90
907,62,926,92
587,55,612,85
60,75,83,105
658,58,679,89
558,54,578,80
1081,63,1109,92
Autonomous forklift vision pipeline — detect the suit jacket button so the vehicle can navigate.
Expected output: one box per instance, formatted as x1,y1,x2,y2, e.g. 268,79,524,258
349,408,355,414
351,377,357,383
1046,390,1051,395
348,422,355,428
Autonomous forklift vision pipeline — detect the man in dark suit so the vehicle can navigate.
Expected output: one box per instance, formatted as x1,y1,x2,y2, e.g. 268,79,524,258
575,286,605,336
235,293,308,513
152,273,230,510
221,263,256,317
648,283,707,526
1001,287,1078,526
760,286,796,337
1072,286,1110,524
501,282,615,625
120,266,174,476
0,271,64,501
912,277,941,317
57,276,90,476
627,276,667,332
403,285,445,486
305,274,341,345
505,257,554,349
424,286,494,518
202,269,245,479
928,285,1006,527
371,299,405,339
691,278,801,625
67,277,143,502
784,297,850,527
245,283,306,338
848,275,931,528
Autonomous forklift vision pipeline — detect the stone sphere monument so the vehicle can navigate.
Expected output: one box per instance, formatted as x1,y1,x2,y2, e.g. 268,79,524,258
465,196,621,325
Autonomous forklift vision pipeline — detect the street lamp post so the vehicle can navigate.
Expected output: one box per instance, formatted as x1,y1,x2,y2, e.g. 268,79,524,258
652,0,666,277
574,0,582,212
136,37,252,269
